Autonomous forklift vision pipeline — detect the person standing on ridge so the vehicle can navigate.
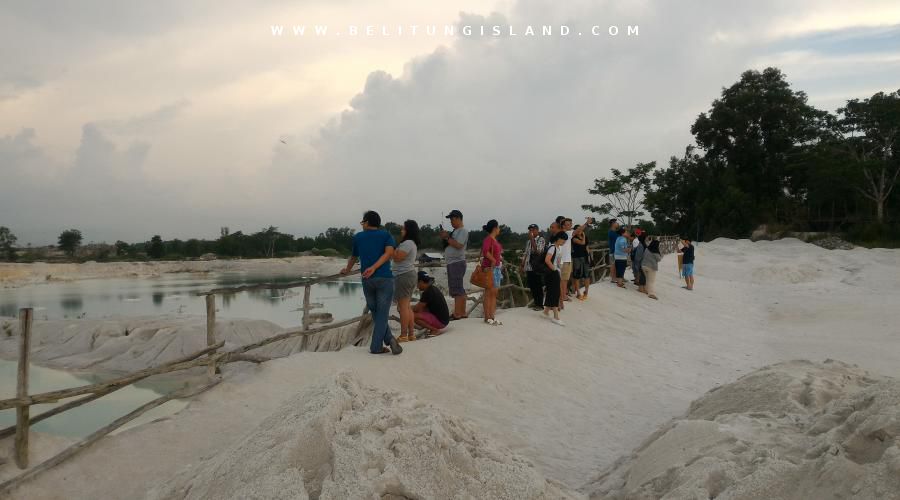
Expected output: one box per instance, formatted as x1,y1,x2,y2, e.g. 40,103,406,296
678,236,696,290
571,224,592,300
521,223,546,310
440,209,469,320
392,219,420,342
341,210,402,355
607,219,620,283
613,227,631,288
480,219,504,326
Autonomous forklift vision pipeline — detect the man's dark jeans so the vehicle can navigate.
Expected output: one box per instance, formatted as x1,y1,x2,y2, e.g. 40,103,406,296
527,270,544,307
362,276,395,353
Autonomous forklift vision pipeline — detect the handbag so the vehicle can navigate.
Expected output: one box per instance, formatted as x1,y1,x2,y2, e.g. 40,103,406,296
470,263,494,289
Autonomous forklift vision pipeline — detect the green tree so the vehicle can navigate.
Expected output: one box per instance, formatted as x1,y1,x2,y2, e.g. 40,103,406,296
0,227,18,261
183,238,202,258
690,67,827,223
582,161,655,227
114,240,131,257
148,235,165,259
838,89,900,223
58,229,83,257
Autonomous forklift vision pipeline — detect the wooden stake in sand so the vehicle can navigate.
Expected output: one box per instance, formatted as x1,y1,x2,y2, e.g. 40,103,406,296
206,294,218,378
15,307,33,469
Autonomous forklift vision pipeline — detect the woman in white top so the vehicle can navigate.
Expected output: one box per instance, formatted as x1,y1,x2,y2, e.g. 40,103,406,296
393,220,419,342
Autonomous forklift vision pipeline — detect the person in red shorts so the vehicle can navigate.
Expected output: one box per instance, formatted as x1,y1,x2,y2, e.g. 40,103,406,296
413,271,451,336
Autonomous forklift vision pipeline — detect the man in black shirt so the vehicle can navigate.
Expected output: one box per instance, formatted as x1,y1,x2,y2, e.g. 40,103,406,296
414,271,451,336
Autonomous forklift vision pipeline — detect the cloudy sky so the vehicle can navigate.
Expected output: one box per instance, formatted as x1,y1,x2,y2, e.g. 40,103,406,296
2,1,899,245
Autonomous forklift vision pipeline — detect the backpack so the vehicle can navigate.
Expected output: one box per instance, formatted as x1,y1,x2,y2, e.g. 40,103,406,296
526,239,547,273
535,245,555,275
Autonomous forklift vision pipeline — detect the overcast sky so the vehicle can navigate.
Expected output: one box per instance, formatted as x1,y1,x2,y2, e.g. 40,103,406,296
2,1,899,245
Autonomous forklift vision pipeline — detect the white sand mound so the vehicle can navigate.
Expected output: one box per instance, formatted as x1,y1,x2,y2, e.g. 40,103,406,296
148,371,579,500
586,360,900,500
0,315,373,372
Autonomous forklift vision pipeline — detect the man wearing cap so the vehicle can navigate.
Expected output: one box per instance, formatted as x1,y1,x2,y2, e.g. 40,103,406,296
413,271,450,336
440,210,469,320
520,223,546,310
341,210,402,355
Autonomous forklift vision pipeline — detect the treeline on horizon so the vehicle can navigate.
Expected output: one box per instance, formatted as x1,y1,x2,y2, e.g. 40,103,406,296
2,66,899,262
0,222,631,262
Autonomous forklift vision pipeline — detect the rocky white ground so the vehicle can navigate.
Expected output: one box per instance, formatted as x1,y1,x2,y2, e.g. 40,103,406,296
1,238,898,499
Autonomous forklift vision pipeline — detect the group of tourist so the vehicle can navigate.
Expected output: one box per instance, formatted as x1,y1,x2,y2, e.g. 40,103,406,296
341,209,697,355
607,218,697,299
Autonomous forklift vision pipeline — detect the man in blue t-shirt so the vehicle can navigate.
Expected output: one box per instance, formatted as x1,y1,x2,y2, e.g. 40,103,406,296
607,219,620,283
613,227,631,288
341,210,402,355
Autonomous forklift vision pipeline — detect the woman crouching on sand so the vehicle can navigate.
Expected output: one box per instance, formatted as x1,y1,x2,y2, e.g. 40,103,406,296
393,220,420,342
543,231,567,326
481,219,503,326
642,239,662,300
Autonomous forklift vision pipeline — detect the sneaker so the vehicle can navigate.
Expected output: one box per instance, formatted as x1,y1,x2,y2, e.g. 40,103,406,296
551,318,565,326
389,337,403,355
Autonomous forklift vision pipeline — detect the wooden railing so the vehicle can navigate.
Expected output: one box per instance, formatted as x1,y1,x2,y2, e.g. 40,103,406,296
1,239,677,494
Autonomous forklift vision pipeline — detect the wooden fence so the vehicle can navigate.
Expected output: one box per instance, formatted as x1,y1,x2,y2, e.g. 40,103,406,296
0,237,677,494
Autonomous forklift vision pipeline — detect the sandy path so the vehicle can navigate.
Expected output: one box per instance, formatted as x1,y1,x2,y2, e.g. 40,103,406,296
4,239,899,498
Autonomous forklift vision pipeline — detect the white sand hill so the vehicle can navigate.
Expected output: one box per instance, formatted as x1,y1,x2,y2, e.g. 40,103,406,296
3,238,899,499
586,360,900,499
147,372,577,500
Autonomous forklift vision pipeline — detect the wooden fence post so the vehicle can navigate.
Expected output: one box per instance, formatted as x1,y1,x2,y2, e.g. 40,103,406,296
15,307,33,469
301,285,311,331
205,295,218,378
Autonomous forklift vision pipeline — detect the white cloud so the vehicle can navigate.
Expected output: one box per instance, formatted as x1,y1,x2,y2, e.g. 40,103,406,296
2,1,899,244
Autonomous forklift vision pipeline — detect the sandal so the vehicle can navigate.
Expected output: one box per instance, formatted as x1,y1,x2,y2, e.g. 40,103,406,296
648,295,658,300
449,315,468,321
617,282,626,288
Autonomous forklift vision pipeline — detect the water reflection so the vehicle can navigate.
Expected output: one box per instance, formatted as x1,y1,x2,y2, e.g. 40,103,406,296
0,360,186,439
1,273,366,327
0,302,18,318
60,296,83,315
319,280,362,297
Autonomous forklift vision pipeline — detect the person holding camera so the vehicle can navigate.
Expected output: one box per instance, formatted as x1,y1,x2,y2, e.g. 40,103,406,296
440,209,469,320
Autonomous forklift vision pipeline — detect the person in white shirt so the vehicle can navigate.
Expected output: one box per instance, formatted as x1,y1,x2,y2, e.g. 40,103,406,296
542,231,568,326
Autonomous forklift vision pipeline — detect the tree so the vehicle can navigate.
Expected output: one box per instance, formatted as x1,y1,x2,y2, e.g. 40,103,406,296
582,161,655,227
0,227,17,261
838,89,900,223
148,235,165,259
114,240,131,257
58,229,83,257
690,67,827,222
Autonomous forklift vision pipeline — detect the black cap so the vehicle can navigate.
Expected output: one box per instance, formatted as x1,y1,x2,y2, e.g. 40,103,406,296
417,271,434,283
527,224,539,230
445,209,463,219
